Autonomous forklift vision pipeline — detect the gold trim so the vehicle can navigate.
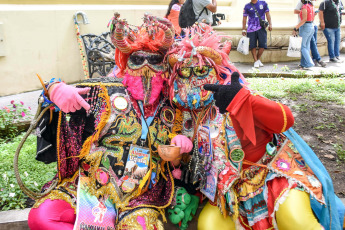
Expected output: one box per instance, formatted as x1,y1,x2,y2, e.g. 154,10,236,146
77,82,124,87
57,111,62,183
277,103,287,133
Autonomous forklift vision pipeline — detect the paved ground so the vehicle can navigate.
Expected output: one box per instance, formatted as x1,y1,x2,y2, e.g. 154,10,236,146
235,53,345,77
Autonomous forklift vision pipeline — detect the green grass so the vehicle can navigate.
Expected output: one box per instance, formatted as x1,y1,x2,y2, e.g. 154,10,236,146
247,78,345,104
0,133,57,211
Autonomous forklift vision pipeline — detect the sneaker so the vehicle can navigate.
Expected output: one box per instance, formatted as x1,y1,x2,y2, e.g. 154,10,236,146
330,58,341,63
335,57,343,63
254,61,260,68
302,67,313,71
258,60,264,67
315,60,327,67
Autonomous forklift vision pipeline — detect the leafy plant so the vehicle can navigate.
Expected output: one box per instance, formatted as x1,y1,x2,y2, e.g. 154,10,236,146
333,143,345,162
0,133,57,211
0,101,33,140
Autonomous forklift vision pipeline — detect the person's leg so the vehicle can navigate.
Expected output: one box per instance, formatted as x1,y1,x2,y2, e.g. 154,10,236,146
251,48,258,62
257,48,265,61
323,28,335,60
257,28,267,63
248,31,258,63
310,25,321,62
28,199,76,230
334,27,341,58
276,189,323,230
299,25,308,67
304,25,315,67
300,24,314,68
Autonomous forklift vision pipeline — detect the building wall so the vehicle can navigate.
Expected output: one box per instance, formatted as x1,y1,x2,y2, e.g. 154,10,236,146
0,0,337,96
0,5,169,96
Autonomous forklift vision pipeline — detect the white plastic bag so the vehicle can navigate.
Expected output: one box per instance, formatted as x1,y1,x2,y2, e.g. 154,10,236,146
237,36,250,55
287,36,302,58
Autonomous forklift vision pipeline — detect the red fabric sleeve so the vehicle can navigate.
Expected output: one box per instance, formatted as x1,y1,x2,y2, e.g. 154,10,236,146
226,88,294,146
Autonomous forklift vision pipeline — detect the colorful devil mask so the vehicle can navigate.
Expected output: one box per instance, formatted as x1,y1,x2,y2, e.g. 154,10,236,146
110,13,174,105
167,24,246,110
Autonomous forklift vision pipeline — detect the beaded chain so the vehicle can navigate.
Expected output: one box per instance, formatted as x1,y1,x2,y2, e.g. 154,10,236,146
74,21,89,79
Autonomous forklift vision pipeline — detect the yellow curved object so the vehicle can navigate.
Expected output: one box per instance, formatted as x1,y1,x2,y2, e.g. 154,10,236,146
198,202,235,230
276,189,322,230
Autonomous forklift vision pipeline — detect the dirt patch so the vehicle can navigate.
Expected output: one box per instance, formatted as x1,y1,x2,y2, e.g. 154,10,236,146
281,97,345,198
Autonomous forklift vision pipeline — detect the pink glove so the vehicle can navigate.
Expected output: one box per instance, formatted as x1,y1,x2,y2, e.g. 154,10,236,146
50,82,90,113
171,135,193,154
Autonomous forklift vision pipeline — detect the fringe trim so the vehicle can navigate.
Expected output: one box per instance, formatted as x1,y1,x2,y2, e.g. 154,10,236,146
78,84,111,159
32,190,77,213
250,211,269,226
268,165,325,205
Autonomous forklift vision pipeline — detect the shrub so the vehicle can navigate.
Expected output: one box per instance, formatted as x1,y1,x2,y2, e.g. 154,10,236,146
0,133,57,211
0,101,33,141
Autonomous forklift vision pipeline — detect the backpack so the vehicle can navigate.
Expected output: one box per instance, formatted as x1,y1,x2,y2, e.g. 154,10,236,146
179,0,207,28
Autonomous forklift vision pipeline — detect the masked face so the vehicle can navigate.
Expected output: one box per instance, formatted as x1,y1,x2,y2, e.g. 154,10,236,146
173,57,218,109
123,51,167,105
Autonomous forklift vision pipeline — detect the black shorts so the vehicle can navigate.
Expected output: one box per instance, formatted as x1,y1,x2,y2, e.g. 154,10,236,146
247,28,267,49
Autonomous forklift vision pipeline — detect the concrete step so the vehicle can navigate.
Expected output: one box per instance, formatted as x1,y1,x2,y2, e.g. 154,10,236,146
1,199,344,230
0,208,30,230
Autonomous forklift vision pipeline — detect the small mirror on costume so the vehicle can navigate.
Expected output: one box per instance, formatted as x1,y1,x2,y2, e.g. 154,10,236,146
209,125,219,139
113,96,128,110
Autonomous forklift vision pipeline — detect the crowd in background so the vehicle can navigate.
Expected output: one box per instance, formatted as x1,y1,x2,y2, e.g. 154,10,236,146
165,0,344,69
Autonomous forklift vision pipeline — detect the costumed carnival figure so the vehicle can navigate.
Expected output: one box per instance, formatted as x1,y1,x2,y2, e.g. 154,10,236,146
166,23,345,230
27,13,193,230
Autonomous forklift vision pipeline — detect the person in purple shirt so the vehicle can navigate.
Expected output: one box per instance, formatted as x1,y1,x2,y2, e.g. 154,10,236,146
242,0,272,68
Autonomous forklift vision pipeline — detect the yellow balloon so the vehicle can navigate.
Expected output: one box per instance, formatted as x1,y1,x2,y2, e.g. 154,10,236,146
276,189,322,230
198,202,236,230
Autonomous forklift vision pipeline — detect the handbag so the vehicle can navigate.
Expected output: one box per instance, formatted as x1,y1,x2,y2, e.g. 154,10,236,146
251,3,269,29
287,36,302,58
237,36,250,55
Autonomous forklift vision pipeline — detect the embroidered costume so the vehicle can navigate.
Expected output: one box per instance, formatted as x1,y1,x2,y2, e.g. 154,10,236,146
167,24,344,230
28,14,182,230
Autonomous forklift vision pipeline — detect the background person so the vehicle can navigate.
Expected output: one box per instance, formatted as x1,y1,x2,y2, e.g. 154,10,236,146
242,0,272,68
295,0,327,67
193,0,217,25
293,0,316,70
319,0,344,62
166,0,186,35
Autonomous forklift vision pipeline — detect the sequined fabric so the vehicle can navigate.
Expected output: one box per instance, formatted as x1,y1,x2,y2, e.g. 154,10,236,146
58,113,85,181
117,208,164,230
128,169,173,209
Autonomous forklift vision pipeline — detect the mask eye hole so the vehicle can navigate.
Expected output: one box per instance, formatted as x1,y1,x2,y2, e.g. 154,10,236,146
178,67,192,78
129,55,145,65
194,66,210,77
147,55,164,65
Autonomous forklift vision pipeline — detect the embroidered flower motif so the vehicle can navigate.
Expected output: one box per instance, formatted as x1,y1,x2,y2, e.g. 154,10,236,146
293,171,304,176
276,158,291,171
308,175,321,188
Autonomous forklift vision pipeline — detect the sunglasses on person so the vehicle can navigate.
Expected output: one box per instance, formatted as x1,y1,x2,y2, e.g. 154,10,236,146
128,52,164,66
177,66,212,78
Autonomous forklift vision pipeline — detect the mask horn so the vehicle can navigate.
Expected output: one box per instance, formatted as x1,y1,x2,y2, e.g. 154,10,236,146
195,46,222,64
156,18,174,50
168,54,179,68
110,19,132,54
